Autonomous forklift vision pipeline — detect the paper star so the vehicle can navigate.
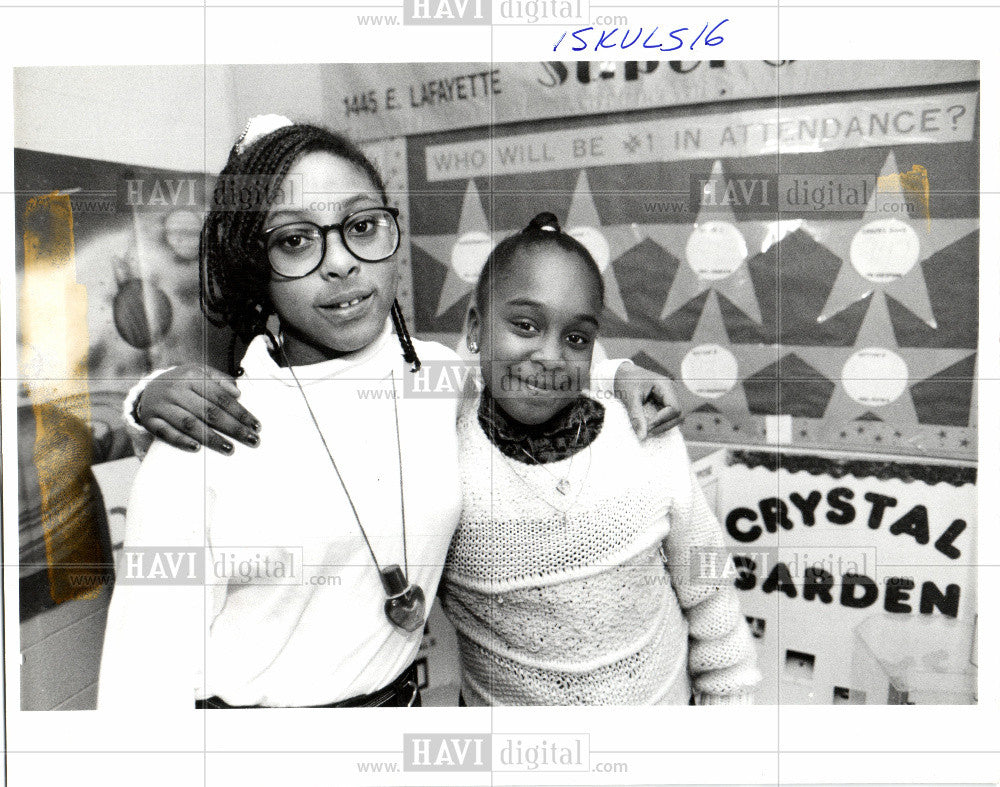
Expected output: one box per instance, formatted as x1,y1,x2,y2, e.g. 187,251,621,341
656,161,764,326
564,171,633,323
793,290,975,426
815,151,978,327
605,291,776,424
411,172,648,323
410,180,495,318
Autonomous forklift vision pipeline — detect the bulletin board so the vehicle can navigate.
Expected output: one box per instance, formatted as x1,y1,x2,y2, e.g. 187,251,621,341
403,78,979,461
15,62,980,469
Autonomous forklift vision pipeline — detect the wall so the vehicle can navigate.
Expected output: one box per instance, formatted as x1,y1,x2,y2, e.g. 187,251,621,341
15,65,236,171
15,64,329,173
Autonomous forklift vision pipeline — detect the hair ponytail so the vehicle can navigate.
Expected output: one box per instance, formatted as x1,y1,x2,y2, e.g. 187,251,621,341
524,212,561,233
474,211,604,309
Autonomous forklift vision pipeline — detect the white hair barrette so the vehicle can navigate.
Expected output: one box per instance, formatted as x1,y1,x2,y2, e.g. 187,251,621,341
234,114,294,156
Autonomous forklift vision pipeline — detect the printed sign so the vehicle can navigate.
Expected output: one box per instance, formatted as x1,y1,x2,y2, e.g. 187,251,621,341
331,61,978,141
717,452,976,704
423,92,978,181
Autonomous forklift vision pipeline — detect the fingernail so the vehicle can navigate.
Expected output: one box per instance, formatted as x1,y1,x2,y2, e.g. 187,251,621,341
186,442,200,452
245,433,259,446
249,419,261,431
222,441,234,454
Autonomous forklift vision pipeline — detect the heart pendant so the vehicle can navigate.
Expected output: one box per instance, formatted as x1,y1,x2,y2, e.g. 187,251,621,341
381,565,426,633
385,585,426,632
556,478,571,495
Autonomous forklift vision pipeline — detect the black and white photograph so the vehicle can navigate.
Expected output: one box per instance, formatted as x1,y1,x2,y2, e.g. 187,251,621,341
1,6,996,785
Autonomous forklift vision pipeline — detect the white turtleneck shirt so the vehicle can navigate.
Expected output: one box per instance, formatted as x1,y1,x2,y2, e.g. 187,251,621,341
98,324,463,708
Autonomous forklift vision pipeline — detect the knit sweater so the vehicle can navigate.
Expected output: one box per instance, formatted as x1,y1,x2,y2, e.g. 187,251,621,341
440,394,761,706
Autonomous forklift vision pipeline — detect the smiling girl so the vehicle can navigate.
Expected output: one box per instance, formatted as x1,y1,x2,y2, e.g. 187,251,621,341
440,213,761,705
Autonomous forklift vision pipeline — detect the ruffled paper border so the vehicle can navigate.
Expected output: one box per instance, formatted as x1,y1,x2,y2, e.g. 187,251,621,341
727,449,976,487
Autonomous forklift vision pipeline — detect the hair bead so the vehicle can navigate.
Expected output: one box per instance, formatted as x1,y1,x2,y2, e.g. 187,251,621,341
390,300,421,372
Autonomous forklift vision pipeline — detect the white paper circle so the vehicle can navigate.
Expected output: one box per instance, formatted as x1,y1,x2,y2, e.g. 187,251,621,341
686,221,748,281
450,231,493,283
681,343,739,399
850,219,919,283
567,225,611,272
842,347,908,406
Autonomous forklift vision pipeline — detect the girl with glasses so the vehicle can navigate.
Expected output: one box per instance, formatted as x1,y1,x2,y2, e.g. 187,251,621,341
99,119,459,708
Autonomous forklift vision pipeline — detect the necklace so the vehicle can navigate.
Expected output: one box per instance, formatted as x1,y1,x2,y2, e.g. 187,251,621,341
478,393,599,521
503,442,593,524
280,343,425,634
518,420,584,496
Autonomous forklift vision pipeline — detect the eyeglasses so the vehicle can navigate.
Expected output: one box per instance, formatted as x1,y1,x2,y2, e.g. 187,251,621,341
262,206,400,279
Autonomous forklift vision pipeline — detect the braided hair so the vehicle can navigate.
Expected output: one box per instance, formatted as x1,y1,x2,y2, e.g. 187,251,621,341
474,211,605,311
199,123,420,372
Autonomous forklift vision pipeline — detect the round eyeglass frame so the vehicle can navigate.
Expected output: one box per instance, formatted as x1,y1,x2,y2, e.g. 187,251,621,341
261,206,401,279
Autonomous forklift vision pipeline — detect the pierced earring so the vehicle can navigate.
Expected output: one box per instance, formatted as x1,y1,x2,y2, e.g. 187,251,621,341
467,339,479,353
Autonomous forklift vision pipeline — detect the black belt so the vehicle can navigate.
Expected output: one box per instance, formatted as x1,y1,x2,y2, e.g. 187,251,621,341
195,663,421,709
